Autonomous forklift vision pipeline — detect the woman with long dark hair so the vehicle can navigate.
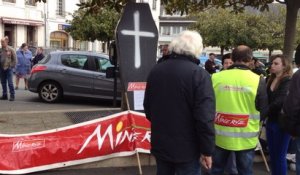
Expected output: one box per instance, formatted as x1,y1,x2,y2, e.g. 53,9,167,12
266,54,293,175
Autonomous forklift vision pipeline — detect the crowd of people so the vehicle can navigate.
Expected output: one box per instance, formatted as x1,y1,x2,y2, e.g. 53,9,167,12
0,36,45,101
145,30,300,175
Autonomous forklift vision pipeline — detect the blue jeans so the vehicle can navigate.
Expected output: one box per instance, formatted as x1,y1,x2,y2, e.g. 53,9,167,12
225,152,238,174
155,157,201,175
0,68,15,97
296,138,300,175
266,121,291,175
211,146,255,175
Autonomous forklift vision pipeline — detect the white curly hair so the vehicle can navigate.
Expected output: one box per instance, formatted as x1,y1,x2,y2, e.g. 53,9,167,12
168,30,203,58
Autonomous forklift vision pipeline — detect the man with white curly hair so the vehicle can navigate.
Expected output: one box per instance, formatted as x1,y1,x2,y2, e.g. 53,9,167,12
144,30,216,175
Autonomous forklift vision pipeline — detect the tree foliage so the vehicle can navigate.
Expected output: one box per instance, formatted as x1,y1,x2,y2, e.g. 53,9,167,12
77,0,274,15
40,0,300,60
191,5,290,55
66,7,120,43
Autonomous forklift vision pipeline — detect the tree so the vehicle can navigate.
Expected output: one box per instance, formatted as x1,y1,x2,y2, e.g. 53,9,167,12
165,0,300,60
191,7,286,55
259,5,286,56
77,0,299,60
190,9,242,55
66,7,120,49
276,0,300,60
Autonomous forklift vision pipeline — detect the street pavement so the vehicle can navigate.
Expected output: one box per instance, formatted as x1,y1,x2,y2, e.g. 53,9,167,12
0,76,297,174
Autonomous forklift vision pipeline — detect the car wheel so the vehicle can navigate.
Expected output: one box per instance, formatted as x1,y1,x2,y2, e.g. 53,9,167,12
38,82,62,103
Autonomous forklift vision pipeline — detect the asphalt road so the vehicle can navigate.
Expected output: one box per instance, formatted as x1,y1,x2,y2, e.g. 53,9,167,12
0,85,119,112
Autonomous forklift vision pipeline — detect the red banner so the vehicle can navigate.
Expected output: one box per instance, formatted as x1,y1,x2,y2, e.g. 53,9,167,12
0,111,151,174
127,82,147,91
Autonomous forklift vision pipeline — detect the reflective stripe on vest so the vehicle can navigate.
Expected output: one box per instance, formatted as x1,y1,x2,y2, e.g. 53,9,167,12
215,130,259,138
212,69,260,151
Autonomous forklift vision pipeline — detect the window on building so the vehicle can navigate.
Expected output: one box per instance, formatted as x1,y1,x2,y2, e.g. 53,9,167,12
3,0,16,3
57,0,64,16
172,26,181,35
152,0,157,10
182,26,188,31
25,0,36,6
160,26,170,36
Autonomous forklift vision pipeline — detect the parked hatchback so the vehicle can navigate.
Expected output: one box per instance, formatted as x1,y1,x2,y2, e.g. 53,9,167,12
28,51,120,103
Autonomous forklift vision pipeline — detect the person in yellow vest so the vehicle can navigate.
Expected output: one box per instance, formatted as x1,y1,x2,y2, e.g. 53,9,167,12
211,45,268,175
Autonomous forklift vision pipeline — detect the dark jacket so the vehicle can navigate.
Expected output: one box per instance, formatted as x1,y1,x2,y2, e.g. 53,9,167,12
252,66,267,77
144,53,215,163
32,53,45,66
283,70,300,136
205,59,218,74
267,76,291,123
157,54,170,64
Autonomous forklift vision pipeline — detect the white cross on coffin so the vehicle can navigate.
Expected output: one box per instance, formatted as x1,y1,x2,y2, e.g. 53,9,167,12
121,11,155,69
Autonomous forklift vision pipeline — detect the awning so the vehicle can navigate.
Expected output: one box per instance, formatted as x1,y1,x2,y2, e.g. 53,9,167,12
1,17,44,26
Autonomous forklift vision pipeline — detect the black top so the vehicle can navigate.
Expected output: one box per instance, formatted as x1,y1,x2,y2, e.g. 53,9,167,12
267,76,291,123
283,70,300,136
144,53,215,163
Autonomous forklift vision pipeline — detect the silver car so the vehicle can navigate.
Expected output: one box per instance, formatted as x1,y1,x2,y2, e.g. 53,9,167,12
28,51,120,103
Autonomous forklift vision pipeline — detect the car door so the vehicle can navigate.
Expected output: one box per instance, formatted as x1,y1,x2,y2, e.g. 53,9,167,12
59,54,94,96
91,56,121,99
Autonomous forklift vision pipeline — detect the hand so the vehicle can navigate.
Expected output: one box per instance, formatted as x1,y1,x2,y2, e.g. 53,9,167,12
200,155,212,170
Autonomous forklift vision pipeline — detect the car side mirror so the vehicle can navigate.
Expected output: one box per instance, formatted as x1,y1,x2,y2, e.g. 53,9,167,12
106,66,119,78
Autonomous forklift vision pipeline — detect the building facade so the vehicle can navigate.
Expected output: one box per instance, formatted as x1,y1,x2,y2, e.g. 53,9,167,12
0,0,190,54
0,0,104,51
0,0,44,48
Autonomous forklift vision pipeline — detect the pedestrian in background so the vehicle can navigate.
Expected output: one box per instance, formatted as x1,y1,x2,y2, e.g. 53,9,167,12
265,54,292,175
144,30,215,175
157,44,169,64
205,53,219,74
0,37,17,101
15,43,32,90
32,47,45,67
211,45,268,175
251,57,267,77
221,53,233,71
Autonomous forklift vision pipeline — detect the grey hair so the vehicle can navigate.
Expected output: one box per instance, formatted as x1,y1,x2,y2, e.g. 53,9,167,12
168,30,203,58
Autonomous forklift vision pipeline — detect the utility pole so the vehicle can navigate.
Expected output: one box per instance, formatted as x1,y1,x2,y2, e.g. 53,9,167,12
43,2,48,48
44,3,46,48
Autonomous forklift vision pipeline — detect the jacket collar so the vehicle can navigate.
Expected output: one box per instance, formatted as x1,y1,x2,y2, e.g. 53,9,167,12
228,63,250,70
169,53,200,65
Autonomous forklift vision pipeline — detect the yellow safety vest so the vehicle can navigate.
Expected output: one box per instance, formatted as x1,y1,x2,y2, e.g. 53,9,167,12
212,68,260,151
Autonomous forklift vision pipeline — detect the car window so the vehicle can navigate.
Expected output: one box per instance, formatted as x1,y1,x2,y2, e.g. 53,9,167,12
93,56,112,72
61,54,89,70
39,54,51,64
